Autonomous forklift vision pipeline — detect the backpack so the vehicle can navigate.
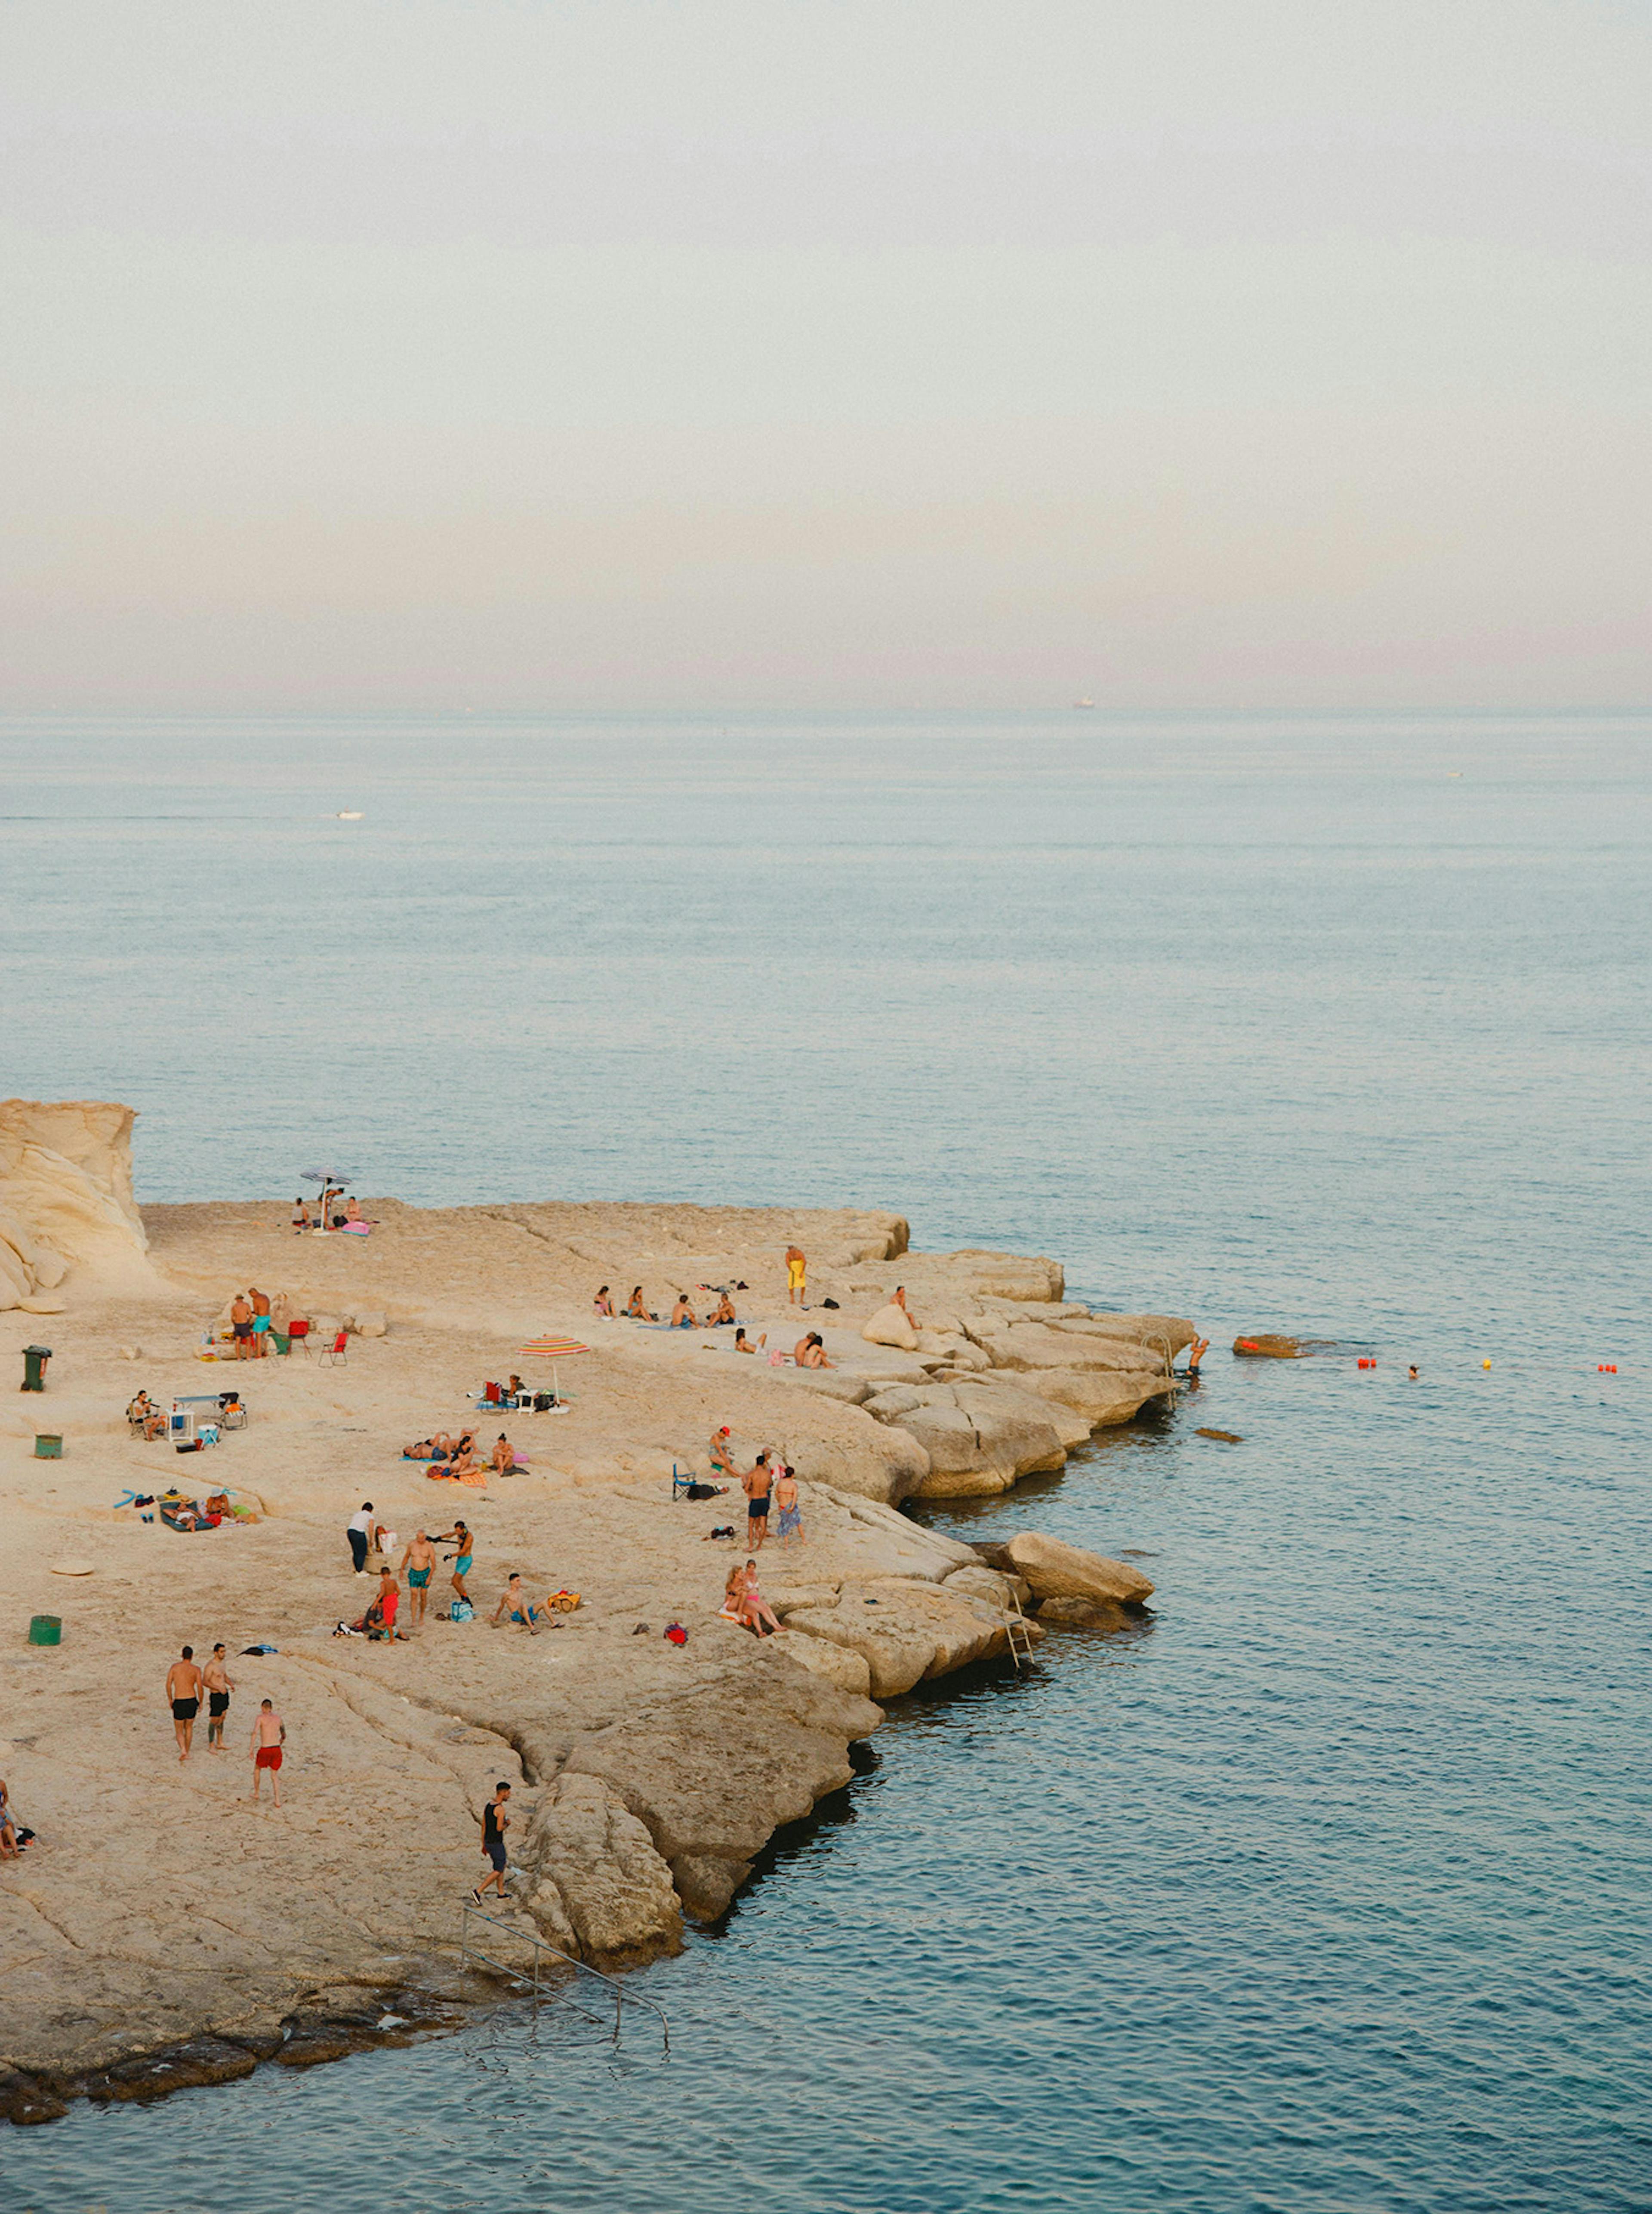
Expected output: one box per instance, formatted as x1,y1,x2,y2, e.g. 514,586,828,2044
664,1623,687,1645
449,1598,475,1623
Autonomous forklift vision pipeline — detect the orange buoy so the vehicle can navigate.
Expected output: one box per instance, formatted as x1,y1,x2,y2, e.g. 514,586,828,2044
1599,1364,1618,1374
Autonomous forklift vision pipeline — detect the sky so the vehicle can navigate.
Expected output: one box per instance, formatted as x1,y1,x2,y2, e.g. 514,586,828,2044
3,0,1649,712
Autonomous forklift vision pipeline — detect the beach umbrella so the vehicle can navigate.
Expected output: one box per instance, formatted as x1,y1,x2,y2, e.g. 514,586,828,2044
518,1334,589,1401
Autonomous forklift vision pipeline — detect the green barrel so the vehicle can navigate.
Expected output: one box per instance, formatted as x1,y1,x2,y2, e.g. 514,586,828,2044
33,1434,63,1459
28,1614,62,1646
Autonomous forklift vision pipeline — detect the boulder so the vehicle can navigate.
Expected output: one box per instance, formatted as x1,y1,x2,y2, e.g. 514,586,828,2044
1233,1333,1301,1358
0,1099,157,1297
353,1310,388,1338
1037,1595,1142,1633
958,1375,1091,1451
942,1563,1023,1609
515,1770,684,1963
562,1659,881,1921
895,1403,984,1477
1013,1367,1176,1427
981,1324,1158,1374
1074,1312,1196,1356
783,1371,871,1404
861,1303,919,1350
781,1634,872,1698
785,1578,1016,1698
940,1250,1065,1301
787,1420,930,1506
1005,1531,1154,1606
861,1385,927,1420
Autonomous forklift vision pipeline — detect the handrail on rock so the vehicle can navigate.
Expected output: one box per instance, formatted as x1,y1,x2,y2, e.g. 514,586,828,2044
459,1901,669,2052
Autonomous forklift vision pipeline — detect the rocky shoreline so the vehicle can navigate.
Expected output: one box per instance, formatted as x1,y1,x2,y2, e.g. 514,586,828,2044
0,1101,1192,2122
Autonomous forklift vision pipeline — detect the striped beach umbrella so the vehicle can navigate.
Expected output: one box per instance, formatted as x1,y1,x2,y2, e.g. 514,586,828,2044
517,1334,589,1400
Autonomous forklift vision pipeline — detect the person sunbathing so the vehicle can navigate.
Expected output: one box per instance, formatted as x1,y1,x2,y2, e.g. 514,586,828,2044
707,1291,737,1326
732,1328,767,1354
490,1434,514,1477
719,1565,755,1629
893,1285,921,1331
292,1198,311,1232
403,1438,437,1460
345,1196,364,1223
794,1333,834,1368
668,1294,700,1329
626,1286,655,1320
593,1285,615,1317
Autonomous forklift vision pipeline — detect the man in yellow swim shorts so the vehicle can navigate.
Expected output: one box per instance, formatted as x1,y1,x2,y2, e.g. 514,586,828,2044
785,1244,806,1307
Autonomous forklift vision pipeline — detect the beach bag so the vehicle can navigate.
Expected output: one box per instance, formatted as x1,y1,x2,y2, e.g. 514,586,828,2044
449,1598,475,1623
663,1623,687,1645
547,1589,580,1612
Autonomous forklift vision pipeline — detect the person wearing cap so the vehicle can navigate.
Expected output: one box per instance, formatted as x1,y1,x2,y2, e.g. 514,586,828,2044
709,1426,737,1481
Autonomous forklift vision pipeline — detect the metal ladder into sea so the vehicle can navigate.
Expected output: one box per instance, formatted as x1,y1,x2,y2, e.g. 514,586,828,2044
459,1901,669,2051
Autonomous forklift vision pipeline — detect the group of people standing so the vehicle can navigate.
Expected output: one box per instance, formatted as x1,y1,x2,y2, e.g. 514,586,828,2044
707,1429,804,1549
163,1645,286,1802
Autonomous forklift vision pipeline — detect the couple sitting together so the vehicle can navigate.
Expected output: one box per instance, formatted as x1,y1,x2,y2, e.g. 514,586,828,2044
336,1568,406,1641
720,1560,783,1637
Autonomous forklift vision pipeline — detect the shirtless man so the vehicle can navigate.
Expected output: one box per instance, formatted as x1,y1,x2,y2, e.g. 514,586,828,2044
292,1196,311,1233
1185,1335,1210,1378
166,1646,205,1761
794,1333,834,1369
742,1451,774,1551
400,1530,438,1626
490,1434,514,1478
669,1293,699,1330
893,1285,921,1331
785,1244,807,1307
491,1573,544,1629
230,1291,254,1360
250,1286,272,1358
203,1643,235,1752
434,1521,475,1603
709,1426,738,1481
707,1291,737,1327
250,1698,286,1806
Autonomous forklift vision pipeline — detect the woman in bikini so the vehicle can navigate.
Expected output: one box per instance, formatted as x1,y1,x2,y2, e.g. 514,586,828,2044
626,1287,653,1321
593,1285,615,1318
490,1433,514,1478
740,1560,783,1636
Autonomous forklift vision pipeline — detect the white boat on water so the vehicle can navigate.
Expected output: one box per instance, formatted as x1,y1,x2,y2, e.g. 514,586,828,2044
1071,698,1095,709
335,810,364,820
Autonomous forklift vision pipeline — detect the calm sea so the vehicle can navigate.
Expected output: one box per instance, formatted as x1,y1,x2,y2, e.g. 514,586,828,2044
3,713,1649,2211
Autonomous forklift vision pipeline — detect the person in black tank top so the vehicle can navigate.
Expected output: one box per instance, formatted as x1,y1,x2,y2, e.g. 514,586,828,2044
474,1781,512,1902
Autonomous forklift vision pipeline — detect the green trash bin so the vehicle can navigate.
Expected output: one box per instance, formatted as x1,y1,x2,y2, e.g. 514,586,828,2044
21,1344,52,1392
34,1434,63,1459
28,1614,62,1646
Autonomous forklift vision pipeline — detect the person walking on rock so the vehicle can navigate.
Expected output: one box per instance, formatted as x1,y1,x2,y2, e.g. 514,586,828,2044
203,1643,235,1752
250,1699,285,1807
347,1502,373,1575
473,1781,512,1902
166,1646,204,1762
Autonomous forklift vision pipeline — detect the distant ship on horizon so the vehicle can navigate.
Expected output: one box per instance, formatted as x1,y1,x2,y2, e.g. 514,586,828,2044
1071,697,1095,709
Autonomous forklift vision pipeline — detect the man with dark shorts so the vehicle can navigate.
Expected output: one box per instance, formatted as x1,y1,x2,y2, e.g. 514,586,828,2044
203,1643,234,1752
473,1780,512,1902
166,1645,204,1762
347,1501,373,1574
230,1291,254,1360
742,1450,774,1552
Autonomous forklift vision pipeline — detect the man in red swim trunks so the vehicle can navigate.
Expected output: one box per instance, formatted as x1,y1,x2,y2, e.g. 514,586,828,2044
250,1698,286,1806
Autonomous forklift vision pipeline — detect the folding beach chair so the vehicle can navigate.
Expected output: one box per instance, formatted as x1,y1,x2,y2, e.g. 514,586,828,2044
318,1329,349,1367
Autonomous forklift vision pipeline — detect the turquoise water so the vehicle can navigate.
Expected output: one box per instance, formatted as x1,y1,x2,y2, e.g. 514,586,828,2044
3,713,1649,2211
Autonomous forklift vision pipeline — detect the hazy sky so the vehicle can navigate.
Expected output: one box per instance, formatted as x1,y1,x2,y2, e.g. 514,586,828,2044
4,1,1649,710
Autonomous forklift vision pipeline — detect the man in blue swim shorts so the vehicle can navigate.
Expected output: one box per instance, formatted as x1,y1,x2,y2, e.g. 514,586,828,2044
399,1530,438,1627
